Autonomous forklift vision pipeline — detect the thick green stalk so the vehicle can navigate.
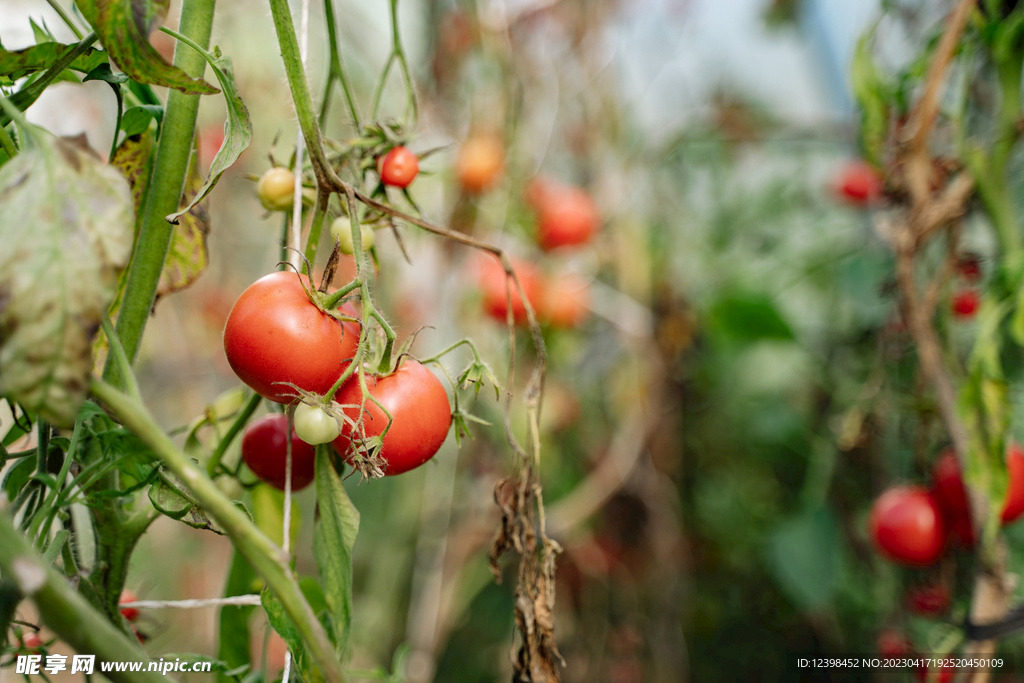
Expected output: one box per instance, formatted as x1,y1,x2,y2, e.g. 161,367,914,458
0,515,164,683
102,0,216,387
90,379,348,683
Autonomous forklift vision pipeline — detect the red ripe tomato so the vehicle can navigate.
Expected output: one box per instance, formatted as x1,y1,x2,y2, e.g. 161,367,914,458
241,414,316,491
379,146,419,188
534,182,600,250
916,662,954,683
877,629,912,657
120,589,140,621
332,361,451,476
542,273,591,328
473,254,544,325
951,290,980,318
457,135,504,193
223,271,360,403
906,584,951,616
869,486,946,566
834,160,884,205
930,445,1024,528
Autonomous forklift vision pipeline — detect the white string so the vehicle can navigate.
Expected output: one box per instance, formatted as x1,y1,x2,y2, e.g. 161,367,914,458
282,2,309,679
119,595,262,609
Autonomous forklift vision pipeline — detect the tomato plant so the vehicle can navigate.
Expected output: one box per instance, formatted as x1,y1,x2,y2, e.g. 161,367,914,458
223,271,361,403
869,486,947,566
332,360,452,476
378,146,419,188
330,216,375,255
241,414,317,491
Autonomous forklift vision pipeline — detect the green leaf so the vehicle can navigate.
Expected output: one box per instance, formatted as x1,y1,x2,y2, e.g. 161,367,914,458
76,0,217,95
82,62,127,84
148,467,242,533
0,43,108,80
217,550,257,683
119,106,157,139
766,508,841,610
314,446,359,659
2,457,34,502
251,485,300,549
0,133,134,426
148,477,191,519
166,45,252,223
710,293,793,343
261,590,325,683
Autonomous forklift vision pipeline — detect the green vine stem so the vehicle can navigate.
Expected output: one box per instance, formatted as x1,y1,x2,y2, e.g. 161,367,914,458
89,378,348,683
320,0,361,129
0,514,165,683
102,0,216,388
207,391,261,477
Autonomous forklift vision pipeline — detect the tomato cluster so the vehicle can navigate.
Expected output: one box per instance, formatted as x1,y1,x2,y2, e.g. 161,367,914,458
472,253,592,329
868,444,1024,565
225,268,455,489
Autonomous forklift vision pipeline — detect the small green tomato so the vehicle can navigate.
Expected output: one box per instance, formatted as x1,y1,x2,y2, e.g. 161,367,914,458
293,402,341,445
257,167,296,211
330,217,375,255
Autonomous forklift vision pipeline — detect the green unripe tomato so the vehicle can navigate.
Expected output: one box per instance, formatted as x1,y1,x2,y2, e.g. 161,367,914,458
257,167,296,211
330,217,375,255
293,402,341,445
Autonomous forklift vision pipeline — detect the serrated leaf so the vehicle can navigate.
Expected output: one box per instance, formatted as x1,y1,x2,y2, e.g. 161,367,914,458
314,446,359,659
76,0,217,95
0,43,108,80
158,145,209,299
167,45,252,223
0,133,133,426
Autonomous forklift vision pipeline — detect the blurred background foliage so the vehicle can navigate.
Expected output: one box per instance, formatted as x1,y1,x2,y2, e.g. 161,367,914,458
10,0,1024,681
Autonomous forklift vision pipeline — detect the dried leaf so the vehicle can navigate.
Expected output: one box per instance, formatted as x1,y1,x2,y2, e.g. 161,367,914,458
0,42,108,80
0,132,133,426
158,147,209,299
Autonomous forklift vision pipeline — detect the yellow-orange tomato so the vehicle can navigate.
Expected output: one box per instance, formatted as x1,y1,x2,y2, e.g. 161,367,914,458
457,135,504,193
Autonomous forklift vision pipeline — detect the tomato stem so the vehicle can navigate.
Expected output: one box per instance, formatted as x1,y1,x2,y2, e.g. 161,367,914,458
207,391,262,477
321,279,361,309
101,0,216,388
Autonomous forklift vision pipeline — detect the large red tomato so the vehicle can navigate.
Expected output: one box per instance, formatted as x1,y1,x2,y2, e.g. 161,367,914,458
532,181,600,250
473,254,544,325
332,361,451,475
869,486,946,566
223,271,360,403
241,414,316,491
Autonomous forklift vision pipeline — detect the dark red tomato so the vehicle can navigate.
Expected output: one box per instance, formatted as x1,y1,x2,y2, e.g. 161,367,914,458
120,589,140,621
332,361,451,476
542,273,591,328
932,450,974,547
535,183,600,250
835,160,884,205
223,271,360,403
951,290,980,318
957,254,982,282
906,584,951,616
473,254,544,325
916,662,954,683
869,486,946,566
930,445,1024,528
379,146,419,188
241,414,316,491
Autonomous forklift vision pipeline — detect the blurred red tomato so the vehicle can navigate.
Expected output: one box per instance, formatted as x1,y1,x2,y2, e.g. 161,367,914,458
951,290,980,318
834,160,884,205
869,486,946,566
930,445,1024,533
906,584,950,616
472,253,544,324
877,629,912,657
457,134,504,193
542,273,591,328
